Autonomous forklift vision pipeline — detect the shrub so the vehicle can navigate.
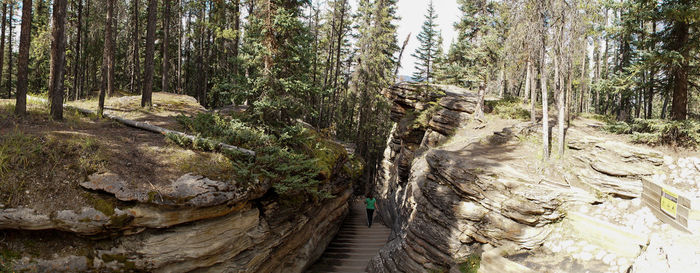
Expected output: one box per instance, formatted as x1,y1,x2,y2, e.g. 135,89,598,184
168,113,356,204
485,96,530,120
604,118,700,147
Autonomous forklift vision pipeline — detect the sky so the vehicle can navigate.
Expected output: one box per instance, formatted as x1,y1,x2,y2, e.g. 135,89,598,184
396,0,460,77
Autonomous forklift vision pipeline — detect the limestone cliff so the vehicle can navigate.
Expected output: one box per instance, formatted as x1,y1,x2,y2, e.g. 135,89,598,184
1,144,362,273
369,83,700,273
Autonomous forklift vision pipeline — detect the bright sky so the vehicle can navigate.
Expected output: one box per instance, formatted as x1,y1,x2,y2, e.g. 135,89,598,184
396,0,460,77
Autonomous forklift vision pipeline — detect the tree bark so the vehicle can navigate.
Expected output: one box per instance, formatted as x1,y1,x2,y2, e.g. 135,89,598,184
98,0,115,116
49,0,68,120
72,0,83,100
7,2,14,112
525,59,533,123
130,0,141,96
14,1,28,116
231,0,239,81
177,0,182,94
0,3,6,99
670,19,689,121
142,0,157,107
541,46,549,160
162,0,170,93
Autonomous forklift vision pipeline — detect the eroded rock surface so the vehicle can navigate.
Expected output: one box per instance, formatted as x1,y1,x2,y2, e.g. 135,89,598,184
369,83,695,273
2,139,360,273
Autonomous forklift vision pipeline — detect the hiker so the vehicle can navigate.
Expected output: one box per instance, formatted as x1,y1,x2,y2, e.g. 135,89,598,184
365,194,377,228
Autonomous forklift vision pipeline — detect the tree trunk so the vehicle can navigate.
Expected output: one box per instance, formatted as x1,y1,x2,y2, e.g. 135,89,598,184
162,0,170,93
130,0,141,96
14,1,28,116
177,0,182,94
48,0,67,120
7,2,14,111
525,59,534,123
231,0,239,82
475,83,485,120
141,0,157,107
541,47,549,160
0,3,5,99
72,0,82,101
670,20,689,121
81,0,89,98
98,0,115,116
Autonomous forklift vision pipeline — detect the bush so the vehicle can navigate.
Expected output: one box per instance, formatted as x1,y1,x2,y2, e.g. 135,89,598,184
485,96,530,120
604,118,700,147
168,113,356,204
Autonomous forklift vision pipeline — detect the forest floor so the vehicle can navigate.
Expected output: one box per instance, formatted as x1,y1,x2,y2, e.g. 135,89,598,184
66,92,206,130
0,94,230,215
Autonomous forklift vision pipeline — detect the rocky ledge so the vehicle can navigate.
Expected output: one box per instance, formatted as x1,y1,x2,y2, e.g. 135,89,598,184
1,143,362,272
368,83,694,272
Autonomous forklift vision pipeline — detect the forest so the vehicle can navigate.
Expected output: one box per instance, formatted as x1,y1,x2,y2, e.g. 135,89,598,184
2,0,699,180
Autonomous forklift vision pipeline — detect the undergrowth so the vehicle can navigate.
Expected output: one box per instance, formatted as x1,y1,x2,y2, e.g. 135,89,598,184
604,118,700,147
0,130,107,206
485,96,530,120
167,113,360,204
0,249,20,273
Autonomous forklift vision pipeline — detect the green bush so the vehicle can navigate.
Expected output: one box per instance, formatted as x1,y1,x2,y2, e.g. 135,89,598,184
168,113,356,204
485,96,530,120
604,118,700,147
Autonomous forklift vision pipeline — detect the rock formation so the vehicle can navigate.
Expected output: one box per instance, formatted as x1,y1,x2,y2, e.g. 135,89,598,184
368,83,698,272
1,144,362,272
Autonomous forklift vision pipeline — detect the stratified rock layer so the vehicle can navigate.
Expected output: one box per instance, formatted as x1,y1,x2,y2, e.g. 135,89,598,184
369,83,677,272
1,140,361,272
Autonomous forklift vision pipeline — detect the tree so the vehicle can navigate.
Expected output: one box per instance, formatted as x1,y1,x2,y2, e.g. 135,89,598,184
13,0,28,116
98,0,115,116
72,0,83,100
0,3,6,98
162,0,170,93
142,0,157,107
411,0,439,82
48,0,68,120
130,0,141,96
448,0,503,118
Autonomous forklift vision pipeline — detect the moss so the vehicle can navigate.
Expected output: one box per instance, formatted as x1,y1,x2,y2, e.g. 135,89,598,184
108,213,133,229
458,253,481,273
342,155,365,181
309,138,347,181
0,249,20,273
83,193,116,217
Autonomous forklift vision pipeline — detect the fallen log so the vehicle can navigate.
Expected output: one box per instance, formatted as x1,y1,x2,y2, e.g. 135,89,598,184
27,95,256,156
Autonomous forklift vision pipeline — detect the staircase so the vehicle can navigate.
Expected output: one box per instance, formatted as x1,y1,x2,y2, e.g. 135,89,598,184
306,200,392,273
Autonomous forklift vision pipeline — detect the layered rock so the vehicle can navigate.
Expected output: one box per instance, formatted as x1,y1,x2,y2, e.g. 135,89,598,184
369,83,682,272
1,143,362,272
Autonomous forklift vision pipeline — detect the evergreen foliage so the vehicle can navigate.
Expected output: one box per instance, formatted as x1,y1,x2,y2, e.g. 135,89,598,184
411,0,440,83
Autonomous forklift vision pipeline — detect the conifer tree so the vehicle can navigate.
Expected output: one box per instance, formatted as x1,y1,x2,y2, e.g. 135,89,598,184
411,0,439,82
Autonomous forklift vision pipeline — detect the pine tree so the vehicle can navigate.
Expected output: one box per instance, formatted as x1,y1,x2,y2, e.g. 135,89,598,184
48,0,68,120
142,0,157,107
14,0,28,116
411,0,439,82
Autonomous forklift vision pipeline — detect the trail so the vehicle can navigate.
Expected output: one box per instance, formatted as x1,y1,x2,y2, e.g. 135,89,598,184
307,200,391,273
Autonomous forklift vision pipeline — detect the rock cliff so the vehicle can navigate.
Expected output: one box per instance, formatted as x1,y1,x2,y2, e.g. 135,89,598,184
369,83,700,272
1,144,361,272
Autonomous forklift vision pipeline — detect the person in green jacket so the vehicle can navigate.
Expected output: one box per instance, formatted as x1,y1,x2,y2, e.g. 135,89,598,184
365,194,377,228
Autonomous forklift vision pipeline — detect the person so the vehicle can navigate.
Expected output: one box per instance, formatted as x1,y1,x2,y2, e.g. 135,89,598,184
365,194,376,228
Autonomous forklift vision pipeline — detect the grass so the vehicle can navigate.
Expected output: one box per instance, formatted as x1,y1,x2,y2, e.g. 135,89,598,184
458,253,481,273
0,129,108,206
604,118,700,147
485,96,531,120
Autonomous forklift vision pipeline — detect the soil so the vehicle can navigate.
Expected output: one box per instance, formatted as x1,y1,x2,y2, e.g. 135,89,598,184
0,95,226,214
